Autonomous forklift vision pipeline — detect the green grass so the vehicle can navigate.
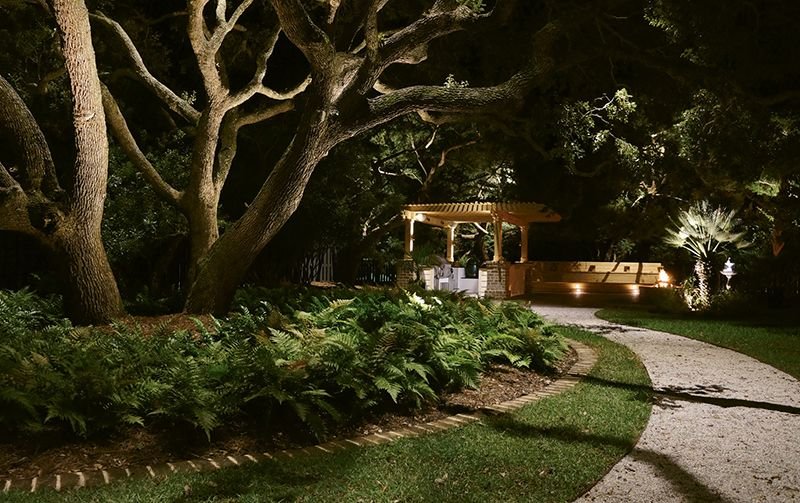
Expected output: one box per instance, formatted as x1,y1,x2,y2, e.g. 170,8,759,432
5,328,651,503
597,308,800,380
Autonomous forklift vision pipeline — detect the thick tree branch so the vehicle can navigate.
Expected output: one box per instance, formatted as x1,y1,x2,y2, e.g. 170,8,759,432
188,0,227,98
51,0,108,220
227,29,312,107
91,13,201,123
212,100,295,186
208,0,255,52
326,0,341,24
377,1,483,70
364,212,401,240
36,67,66,95
235,100,296,128
355,18,568,136
0,161,43,238
101,86,184,207
328,0,390,52
269,0,335,70
0,161,20,190
364,71,534,131
230,27,281,104
255,75,312,100
215,0,227,26
364,0,381,62
214,114,239,190
0,73,60,196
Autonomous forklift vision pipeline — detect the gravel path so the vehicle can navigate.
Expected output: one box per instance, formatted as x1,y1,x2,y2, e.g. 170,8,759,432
533,305,800,503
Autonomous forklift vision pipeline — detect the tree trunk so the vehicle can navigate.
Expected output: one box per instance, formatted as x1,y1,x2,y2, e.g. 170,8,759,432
184,112,333,314
54,223,123,324
184,109,225,280
184,189,221,282
693,259,710,311
51,0,123,323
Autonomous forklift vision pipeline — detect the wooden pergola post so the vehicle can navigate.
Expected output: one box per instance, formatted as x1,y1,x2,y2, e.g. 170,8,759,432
446,224,456,262
492,214,503,263
404,217,414,258
519,225,529,263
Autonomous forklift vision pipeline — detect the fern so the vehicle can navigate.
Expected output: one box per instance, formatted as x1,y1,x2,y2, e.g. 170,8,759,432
0,287,566,441
373,376,402,402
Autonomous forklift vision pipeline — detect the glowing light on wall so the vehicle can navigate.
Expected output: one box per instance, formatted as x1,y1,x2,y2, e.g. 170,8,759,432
572,283,584,297
657,269,671,288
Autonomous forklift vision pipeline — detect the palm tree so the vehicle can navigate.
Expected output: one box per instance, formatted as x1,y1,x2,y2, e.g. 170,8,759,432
665,201,748,310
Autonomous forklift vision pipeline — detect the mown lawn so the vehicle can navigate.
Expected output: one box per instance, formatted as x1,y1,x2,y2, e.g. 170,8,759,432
597,308,800,380
6,327,651,503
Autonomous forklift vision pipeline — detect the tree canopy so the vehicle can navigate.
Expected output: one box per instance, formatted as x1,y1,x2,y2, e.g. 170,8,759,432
1,0,798,321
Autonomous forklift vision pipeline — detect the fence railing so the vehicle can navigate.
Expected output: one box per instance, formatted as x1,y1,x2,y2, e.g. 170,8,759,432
355,259,396,285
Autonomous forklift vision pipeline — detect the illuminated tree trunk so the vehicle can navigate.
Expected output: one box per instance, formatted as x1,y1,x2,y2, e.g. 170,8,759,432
184,105,334,314
693,259,710,311
0,0,123,324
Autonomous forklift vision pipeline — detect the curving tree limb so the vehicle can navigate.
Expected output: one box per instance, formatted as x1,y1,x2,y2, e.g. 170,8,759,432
100,85,185,208
91,12,201,123
269,0,335,71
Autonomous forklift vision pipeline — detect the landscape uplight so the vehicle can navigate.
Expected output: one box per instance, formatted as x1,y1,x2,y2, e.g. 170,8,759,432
657,268,671,288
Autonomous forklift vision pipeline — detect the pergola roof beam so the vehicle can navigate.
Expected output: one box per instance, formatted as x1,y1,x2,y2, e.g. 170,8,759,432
403,202,561,224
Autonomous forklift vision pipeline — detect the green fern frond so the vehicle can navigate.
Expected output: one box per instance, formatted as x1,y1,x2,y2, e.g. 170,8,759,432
373,376,402,402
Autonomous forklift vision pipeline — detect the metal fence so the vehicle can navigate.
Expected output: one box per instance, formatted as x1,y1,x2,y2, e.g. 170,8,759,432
355,258,396,285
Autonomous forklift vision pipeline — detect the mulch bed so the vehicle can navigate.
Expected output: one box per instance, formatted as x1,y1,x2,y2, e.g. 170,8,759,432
0,320,577,481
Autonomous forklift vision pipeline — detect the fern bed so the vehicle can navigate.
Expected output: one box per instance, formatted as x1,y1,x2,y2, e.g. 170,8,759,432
2,327,651,503
0,287,570,482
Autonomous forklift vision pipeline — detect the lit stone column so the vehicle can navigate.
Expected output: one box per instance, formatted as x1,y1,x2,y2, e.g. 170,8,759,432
404,218,414,258
519,225,529,263
493,215,503,263
446,224,456,262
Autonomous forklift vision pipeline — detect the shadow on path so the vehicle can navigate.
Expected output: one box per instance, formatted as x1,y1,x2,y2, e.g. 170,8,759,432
576,374,800,415
485,417,732,503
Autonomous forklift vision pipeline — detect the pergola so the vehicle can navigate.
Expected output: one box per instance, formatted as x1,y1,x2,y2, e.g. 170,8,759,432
402,202,561,263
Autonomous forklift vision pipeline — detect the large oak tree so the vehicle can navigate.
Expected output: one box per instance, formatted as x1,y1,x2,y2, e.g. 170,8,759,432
93,0,603,314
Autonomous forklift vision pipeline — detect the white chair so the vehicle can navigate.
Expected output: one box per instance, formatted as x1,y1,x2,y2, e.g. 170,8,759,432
435,263,454,291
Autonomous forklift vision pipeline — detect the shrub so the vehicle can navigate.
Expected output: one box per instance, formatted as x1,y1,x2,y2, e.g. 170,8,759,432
706,290,756,317
0,287,566,441
648,286,691,314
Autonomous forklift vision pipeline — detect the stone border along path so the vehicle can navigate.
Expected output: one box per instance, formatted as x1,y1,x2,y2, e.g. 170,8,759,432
533,305,800,503
4,341,598,494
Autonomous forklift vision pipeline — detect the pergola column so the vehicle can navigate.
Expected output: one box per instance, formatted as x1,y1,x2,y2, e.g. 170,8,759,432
445,224,456,262
404,218,415,258
492,215,503,262
519,225,529,263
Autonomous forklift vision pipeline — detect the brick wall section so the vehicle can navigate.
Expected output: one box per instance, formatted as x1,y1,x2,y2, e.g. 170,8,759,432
395,260,416,289
480,263,509,299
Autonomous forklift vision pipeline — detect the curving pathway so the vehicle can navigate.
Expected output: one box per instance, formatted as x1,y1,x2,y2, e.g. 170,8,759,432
533,305,800,503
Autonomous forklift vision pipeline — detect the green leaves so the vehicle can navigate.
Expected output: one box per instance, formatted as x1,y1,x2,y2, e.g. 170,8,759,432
0,287,566,442
456,0,485,14
664,200,749,260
